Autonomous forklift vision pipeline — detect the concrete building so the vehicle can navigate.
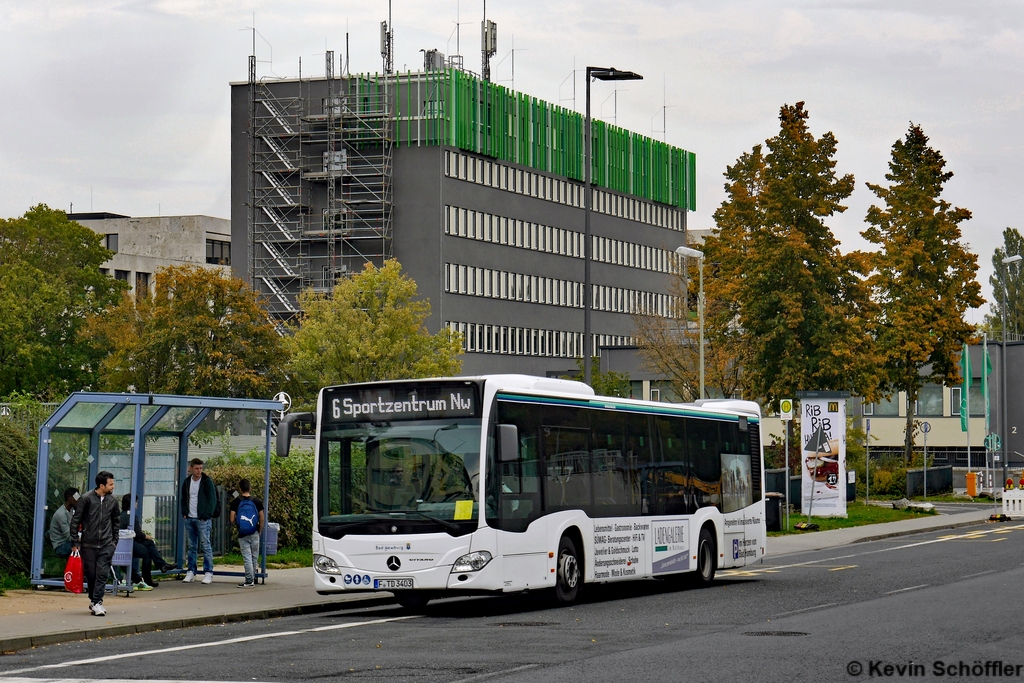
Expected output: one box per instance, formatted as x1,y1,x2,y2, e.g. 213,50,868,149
69,213,232,296
230,59,696,376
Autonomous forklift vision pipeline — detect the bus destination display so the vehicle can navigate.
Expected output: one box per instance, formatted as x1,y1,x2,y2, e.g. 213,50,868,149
323,383,481,423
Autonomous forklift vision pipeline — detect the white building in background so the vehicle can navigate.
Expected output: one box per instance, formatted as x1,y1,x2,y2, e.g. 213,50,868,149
69,213,232,296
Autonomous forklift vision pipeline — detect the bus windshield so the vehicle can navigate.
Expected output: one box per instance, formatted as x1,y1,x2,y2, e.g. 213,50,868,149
318,419,482,538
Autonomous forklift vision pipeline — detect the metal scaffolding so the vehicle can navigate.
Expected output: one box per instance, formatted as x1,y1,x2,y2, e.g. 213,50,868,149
249,55,394,322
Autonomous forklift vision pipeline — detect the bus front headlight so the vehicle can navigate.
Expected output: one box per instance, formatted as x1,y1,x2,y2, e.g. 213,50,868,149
314,554,343,574
451,551,492,573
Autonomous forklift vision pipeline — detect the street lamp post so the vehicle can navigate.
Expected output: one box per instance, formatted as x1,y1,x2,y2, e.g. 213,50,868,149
676,246,704,399
1001,253,1021,486
583,66,642,387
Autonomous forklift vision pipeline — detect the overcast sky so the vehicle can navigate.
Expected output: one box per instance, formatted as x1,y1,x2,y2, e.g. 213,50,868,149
2,0,1021,319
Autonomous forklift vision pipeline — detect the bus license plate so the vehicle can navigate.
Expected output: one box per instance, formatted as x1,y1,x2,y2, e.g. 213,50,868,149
374,578,413,590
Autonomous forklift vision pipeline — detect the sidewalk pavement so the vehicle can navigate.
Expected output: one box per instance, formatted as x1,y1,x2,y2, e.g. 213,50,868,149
766,507,996,557
0,507,1006,654
0,565,390,654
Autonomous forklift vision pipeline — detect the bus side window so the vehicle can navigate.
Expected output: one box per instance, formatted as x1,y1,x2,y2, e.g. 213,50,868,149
590,410,639,517
495,400,543,532
687,418,721,509
627,414,654,516
655,416,690,515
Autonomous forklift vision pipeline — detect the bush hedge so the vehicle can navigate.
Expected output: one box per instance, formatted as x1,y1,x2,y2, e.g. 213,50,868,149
205,449,314,549
0,419,36,577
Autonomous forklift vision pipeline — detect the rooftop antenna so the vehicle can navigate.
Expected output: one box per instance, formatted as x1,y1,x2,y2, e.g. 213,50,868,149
481,0,496,81
381,0,394,74
652,74,675,142
558,60,576,110
345,28,350,77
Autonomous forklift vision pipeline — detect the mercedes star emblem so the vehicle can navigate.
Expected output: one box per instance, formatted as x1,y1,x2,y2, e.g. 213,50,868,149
386,556,401,571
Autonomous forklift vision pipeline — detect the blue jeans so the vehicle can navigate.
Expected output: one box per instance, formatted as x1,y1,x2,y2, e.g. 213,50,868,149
184,518,213,574
239,533,260,584
54,540,73,559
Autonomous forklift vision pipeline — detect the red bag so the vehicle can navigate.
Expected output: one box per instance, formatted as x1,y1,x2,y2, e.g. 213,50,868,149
64,548,83,594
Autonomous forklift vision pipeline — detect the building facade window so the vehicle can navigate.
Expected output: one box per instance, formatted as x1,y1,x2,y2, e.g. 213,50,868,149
950,387,985,417
104,234,118,253
206,239,231,265
444,262,674,316
444,205,680,275
443,150,685,231
871,395,901,416
916,384,944,417
114,269,130,282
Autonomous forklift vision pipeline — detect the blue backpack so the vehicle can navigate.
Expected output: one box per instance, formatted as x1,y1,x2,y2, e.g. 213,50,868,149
237,498,259,536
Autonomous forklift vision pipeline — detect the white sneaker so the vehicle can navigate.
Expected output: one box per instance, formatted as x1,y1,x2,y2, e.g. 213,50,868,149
182,570,195,583
88,601,96,615
93,603,106,617
201,572,213,584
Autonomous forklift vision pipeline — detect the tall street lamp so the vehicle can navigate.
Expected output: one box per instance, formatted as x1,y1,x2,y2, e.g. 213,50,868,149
583,66,642,387
676,246,704,400
1001,253,1021,485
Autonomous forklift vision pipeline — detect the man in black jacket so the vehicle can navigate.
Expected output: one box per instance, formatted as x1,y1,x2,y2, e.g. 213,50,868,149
70,471,119,616
179,458,217,584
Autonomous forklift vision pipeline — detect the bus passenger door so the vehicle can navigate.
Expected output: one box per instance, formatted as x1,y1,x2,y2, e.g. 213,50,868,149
496,426,548,590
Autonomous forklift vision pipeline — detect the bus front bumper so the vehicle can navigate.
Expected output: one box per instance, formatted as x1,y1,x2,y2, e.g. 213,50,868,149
313,556,503,594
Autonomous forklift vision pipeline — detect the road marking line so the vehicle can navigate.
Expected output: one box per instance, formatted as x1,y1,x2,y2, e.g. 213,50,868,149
828,565,857,571
768,524,1024,572
885,584,929,595
961,570,995,579
0,680,268,683
450,664,540,683
774,602,840,617
0,615,418,677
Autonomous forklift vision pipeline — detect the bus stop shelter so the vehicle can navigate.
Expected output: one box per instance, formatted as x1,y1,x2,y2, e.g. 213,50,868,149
31,392,283,590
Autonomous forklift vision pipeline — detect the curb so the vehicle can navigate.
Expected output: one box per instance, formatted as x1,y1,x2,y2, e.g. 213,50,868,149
0,594,393,654
769,515,994,557
849,515,997,544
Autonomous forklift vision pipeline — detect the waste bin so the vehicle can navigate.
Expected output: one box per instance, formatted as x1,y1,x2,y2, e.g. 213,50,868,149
765,492,784,532
264,522,280,556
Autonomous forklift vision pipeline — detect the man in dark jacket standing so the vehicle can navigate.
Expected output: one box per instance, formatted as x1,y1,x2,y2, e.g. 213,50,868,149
180,458,217,584
70,471,119,616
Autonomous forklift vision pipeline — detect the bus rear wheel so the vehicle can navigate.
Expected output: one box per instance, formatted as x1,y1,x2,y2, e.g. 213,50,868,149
394,592,430,611
690,526,716,587
554,535,581,604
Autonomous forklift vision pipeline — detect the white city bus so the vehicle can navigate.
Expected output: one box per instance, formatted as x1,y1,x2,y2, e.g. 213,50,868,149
277,375,766,609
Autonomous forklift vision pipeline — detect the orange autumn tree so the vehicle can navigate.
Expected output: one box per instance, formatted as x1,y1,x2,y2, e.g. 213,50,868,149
862,124,983,460
84,265,284,398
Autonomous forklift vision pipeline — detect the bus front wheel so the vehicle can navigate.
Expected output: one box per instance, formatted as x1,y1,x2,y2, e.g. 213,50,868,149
555,535,581,604
690,526,717,587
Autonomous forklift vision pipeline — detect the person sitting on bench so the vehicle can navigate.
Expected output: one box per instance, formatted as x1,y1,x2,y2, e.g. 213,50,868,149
120,494,177,588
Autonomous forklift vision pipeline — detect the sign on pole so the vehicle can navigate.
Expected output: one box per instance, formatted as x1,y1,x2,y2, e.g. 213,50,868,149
780,399,793,421
799,395,848,518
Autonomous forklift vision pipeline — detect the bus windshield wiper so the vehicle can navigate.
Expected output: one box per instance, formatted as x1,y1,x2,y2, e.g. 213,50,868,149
392,510,462,532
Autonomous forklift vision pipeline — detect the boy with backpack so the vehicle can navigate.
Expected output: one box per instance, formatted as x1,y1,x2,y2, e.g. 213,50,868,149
229,479,264,588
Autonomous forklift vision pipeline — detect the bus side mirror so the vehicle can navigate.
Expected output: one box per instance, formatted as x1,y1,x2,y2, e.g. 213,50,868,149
277,412,315,457
497,424,519,462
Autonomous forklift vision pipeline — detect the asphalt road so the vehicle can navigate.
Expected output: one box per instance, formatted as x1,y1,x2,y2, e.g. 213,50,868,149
2,522,1023,683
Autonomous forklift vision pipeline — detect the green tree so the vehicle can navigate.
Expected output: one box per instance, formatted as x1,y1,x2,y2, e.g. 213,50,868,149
84,265,285,397
286,259,463,404
704,102,879,406
634,258,746,401
563,357,632,398
0,205,124,398
862,124,983,460
0,418,36,578
982,228,1024,339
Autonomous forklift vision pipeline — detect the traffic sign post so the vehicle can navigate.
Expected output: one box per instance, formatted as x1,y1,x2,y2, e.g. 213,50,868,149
780,399,793,531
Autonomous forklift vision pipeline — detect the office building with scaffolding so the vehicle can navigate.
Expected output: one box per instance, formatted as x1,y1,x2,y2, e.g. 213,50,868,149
230,55,696,375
